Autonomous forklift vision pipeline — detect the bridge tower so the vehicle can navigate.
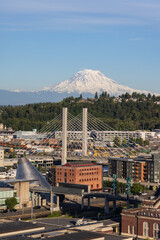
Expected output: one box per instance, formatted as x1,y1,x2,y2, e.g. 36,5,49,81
62,107,88,164
62,107,68,165
82,108,88,157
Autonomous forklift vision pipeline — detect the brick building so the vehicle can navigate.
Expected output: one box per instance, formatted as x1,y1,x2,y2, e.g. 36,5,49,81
121,197,160,239
55,161,102,190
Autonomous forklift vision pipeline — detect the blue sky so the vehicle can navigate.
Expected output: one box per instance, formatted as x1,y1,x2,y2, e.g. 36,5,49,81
0,0,160,93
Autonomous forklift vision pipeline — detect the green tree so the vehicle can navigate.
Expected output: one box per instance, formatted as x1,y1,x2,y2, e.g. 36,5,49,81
103,180,113,188
112,174,117,195
94,92,98,100
6,197,18,211
117,182,126,194
136,138,143,146
126,177,131,196
131,183,143,195
1,93,160,131
79,94,83,99
113,136,121,147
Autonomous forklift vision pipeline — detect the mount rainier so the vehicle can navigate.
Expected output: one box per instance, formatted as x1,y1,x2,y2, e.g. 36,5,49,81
0,69,156,105
45,69,149,96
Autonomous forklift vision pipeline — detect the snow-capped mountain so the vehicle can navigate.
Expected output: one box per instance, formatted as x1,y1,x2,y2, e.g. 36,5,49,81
46,69,149,96
0,69,157,106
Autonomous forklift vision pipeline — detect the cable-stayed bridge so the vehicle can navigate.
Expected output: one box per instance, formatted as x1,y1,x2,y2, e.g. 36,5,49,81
12,108,150,165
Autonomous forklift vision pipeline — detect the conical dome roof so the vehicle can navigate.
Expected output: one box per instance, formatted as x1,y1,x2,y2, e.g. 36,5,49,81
16,157,50,188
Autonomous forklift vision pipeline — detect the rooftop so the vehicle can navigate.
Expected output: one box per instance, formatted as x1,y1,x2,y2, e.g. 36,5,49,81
0,220,44,235
42,231,105,240
63,161,97,167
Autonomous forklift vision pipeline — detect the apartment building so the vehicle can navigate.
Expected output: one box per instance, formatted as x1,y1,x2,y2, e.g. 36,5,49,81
108,153,160,183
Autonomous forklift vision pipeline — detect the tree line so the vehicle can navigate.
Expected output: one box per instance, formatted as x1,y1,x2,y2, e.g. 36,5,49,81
0,92,160,131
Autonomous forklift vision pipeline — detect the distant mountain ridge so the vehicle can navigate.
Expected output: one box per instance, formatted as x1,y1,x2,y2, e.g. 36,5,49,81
0,69,158,105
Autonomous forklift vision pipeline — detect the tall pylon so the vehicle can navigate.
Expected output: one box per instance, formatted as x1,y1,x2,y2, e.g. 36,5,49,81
82,108,88,156
62,108,67,165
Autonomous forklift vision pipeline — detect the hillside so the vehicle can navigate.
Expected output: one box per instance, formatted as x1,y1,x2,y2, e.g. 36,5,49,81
0,92,160,132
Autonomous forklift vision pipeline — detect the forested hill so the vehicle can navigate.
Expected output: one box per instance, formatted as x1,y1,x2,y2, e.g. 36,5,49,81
0,92,160,131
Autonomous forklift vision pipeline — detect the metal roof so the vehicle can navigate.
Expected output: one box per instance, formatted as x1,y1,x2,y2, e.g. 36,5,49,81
16,157,50,188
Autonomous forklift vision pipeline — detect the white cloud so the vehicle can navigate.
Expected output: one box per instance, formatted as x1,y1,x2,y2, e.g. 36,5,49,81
0,0,160,31
1,0,160,17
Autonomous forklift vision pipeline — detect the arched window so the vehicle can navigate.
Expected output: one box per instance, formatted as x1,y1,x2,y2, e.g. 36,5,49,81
153,223,160,239
128,225,131,234
143,222,149,237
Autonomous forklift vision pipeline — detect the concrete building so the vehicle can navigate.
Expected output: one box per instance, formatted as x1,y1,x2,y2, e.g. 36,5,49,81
91,130,156,143
14,129,47,140
9,179,33,209
28,155,54,169
55,130,156,143
0,184,18,210
3,155,54,169
55,130,91,140
0,179,34,210
55,161,102,190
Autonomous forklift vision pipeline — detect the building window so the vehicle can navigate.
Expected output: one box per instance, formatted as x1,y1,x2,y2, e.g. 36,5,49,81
132,226,135,235
143,222,149,237
153,223,160,239
128,225,131,234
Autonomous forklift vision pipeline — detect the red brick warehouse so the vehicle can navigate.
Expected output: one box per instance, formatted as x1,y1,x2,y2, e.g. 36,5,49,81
55,161,102,190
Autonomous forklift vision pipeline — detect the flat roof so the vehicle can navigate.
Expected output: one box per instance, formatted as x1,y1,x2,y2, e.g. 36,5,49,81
6,179,37,183
108,157,152,162
0,221,43,234
44,231,105,240
0,187,14,191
